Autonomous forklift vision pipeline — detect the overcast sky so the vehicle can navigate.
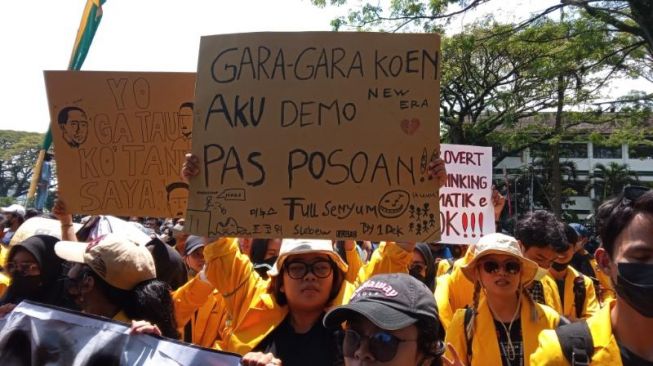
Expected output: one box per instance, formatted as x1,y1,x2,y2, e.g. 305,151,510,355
1,0,650,133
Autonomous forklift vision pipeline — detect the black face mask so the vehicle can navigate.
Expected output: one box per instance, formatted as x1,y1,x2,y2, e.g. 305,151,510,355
253,257,278,280
551,259,573,272
10,274,42,301
614,262,653,318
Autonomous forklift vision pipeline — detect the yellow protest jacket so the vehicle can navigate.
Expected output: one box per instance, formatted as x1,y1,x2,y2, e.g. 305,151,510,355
541,266,600,321
530,300,622,365
588,255,615,304
445,296,560,366
344,245,363,284
434,274,453,330
355,242,412,284
0,271,10,299
203,237,411,355
436,258,453,277
173,274,229,348
434,252,475,328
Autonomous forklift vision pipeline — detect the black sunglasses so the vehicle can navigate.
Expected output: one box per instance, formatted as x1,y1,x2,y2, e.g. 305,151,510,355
343,329,416,362
481,260,521,275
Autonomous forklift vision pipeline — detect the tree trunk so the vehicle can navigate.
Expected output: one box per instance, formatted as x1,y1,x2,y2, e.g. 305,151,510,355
551,73,565,219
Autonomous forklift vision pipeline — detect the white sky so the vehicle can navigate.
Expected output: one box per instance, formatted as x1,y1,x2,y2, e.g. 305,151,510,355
0,0,650,133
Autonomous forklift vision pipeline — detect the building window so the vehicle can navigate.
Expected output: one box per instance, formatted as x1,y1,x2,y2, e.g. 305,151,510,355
629,145,653,160
560,143,588,158
593,145,622,159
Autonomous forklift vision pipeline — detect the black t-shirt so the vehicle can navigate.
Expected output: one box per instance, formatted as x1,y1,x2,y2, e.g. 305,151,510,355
555,279,566,308
493,318,523,366
620,343,653,366
254,314,342,366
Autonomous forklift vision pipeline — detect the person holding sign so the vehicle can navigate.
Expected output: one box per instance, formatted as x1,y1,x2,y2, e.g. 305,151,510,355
181,154,447,365
444,233,560,366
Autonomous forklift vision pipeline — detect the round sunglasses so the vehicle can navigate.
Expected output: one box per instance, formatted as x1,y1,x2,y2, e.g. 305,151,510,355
284,259,333,280
481,260,521,275
343,329,416,362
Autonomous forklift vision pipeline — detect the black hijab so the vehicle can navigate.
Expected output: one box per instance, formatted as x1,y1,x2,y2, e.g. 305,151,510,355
1,235,67,306
414,243,437,292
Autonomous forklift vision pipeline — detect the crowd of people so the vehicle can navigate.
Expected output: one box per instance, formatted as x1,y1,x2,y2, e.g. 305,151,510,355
0,156,651,366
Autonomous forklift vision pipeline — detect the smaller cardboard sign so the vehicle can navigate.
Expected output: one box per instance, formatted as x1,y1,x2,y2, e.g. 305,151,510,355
438,144,494,245
44,71,196,218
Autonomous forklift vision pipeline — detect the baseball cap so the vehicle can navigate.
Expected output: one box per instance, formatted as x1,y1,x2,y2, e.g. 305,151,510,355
267,239,348,277
55,233,156,291
461,233,538,286
324,273,440,331
184,235,206,256
1,204,25,217
569,223,589,238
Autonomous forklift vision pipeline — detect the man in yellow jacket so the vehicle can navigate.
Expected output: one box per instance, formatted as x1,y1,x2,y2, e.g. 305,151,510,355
543,226,599,321
531,188,653,365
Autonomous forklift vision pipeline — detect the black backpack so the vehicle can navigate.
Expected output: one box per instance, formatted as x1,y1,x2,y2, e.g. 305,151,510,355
555,320,594,366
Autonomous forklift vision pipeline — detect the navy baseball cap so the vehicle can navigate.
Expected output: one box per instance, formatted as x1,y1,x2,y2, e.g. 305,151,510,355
184,235,206,256
324,273,441,331
569,223,589,238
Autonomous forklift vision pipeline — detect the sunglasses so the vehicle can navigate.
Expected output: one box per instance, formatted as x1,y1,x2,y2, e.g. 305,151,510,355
285,259,333,280
481,260,521,275
343,329,416,362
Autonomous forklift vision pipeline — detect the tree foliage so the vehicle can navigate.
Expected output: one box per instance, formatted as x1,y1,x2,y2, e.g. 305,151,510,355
0,130,44,199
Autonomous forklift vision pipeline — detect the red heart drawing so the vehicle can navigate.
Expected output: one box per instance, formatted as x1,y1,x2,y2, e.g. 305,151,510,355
400,118,420,135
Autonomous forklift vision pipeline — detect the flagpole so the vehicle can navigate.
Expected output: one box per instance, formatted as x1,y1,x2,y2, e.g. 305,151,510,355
26,0,106,207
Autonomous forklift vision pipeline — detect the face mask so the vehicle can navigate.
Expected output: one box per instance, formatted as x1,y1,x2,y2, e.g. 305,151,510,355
409,266,427,284
614,262,653,318
10,274,42,301
551,259,572,272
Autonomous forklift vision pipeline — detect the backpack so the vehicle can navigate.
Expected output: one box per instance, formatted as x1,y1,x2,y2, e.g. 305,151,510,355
555,320,594,366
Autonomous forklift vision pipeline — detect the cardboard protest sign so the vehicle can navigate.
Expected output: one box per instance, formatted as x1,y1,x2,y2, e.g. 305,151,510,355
0,301,240,365
187,32,441,241
44,71,195,218
439,144,494,245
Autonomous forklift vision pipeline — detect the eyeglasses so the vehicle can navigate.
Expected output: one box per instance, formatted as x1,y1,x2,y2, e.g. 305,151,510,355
481,260,521,275
343,329,416,362
7,261,40,276
285,259,333,279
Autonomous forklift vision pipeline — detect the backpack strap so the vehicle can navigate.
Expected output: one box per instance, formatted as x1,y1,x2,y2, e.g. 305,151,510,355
555,320,594,366
463,307,474,360
572,275,587,319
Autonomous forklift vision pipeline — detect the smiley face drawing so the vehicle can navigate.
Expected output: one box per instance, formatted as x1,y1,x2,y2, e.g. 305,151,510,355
378,190,410,218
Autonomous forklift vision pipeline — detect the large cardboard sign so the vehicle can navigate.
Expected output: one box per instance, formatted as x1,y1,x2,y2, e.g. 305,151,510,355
187,32,441,241
44,71,196,218
0,301,240,365
439,144,494,245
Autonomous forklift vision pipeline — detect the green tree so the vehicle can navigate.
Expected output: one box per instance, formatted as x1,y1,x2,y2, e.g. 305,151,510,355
0,130,45,198
591,161,639,202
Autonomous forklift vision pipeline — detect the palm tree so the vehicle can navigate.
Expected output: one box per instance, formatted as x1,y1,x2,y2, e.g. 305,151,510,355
591,162,639,201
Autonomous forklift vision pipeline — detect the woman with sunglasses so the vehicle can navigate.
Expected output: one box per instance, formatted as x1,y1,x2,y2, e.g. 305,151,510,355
445,233,560,366
532,188,653,365
324,273,447,366
0,235,71,316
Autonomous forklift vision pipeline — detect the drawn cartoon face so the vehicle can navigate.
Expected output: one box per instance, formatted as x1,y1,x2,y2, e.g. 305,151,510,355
167,187,188,218
61,109,89,148
378,190,410,218
179,105,193,139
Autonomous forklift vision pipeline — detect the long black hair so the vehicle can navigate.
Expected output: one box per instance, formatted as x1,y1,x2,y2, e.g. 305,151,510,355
85,268,178,339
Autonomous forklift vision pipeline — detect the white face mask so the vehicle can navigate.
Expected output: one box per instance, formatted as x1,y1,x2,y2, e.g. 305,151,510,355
534,266,549,281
